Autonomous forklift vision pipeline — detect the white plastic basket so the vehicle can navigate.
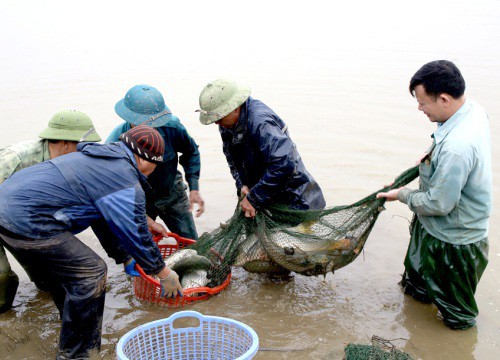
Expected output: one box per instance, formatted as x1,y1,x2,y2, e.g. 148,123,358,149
116,311,259,360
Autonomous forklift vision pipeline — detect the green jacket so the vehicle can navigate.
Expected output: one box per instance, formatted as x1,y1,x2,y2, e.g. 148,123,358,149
0,139,50,184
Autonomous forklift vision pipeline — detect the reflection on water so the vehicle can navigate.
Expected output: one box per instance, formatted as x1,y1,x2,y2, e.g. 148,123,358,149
401,296,479,360
0,288,59,358
1,0,500,359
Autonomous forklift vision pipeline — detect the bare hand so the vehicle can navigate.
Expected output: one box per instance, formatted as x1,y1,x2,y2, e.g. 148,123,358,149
241,185,250,196
240,196,256,218
376,188,401,201
147,216,169,237
189,190,205,217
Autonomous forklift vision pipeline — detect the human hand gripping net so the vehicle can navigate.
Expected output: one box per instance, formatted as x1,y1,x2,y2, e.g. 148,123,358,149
190,165,419,284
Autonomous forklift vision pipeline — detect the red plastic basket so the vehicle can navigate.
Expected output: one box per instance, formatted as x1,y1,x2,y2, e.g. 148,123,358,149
133,232,231,307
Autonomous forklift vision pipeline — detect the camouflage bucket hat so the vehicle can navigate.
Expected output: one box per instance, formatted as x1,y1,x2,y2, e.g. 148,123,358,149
197,79,251,125
115,85,173,127
38,110,101,142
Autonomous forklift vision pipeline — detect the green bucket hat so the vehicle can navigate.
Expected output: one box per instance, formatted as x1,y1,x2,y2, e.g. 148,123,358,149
197,79,251,125
38,110,102,142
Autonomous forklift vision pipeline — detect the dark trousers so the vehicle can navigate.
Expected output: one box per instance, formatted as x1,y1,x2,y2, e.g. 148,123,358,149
147,173,198,240
1,240,51,314
0,231,107,359
401,217,489,330
0,242,19,313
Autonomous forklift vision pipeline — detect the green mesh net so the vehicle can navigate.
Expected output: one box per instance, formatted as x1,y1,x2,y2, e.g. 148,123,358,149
342,336,414,360
191,166,419,286
343,344,413,360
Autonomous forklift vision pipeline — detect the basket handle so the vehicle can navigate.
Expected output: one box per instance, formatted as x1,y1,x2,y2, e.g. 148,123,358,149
167,310,205,331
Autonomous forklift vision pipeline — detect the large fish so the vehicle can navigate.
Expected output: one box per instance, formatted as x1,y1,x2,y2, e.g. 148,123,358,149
163,249,212,289
233,234,269,266
181,269,210,289
256,218,365,276
164,249,198,269
232,234,290,274
228,215,366,276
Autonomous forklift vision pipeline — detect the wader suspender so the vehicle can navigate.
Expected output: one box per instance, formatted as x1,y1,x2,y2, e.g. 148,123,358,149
421,142,436,164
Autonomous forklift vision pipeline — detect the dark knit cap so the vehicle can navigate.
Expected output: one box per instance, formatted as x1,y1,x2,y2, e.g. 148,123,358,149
119,125,165,164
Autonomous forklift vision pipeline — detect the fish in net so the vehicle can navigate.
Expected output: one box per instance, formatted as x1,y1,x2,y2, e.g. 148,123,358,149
190,165,419,286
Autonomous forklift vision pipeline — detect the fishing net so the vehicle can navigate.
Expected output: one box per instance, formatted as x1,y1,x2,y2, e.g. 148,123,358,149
342,336,414,360
343,344,413,360
191,165,419,286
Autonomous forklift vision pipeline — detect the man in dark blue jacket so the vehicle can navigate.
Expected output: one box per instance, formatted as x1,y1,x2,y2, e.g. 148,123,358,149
197,79,325,217
0,126,182,359
107,85,203,240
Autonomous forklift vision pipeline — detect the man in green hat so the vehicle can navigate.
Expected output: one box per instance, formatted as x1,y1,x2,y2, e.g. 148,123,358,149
107,85,204,241
0,109,101,314
197,79,325,217
0,110,101,183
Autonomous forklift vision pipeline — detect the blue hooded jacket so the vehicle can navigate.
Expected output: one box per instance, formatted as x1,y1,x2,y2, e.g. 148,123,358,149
0,142,165,275
220,97,326,210
106,117,201,200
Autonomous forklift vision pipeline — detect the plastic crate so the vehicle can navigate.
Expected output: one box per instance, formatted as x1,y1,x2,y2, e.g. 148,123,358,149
133,233,231,307
117,310,259,360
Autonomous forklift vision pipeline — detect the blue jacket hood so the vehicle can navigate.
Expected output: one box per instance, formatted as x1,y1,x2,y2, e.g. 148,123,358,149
78,141,132,162
77,142,147,184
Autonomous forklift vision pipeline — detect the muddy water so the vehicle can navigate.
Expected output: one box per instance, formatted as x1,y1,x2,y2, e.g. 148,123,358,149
1,0,499,359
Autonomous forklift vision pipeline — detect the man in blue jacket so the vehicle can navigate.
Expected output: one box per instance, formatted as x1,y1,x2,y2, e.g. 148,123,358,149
0,109,102,314
197,79,325,217
0,126,183,359
107,85,204,240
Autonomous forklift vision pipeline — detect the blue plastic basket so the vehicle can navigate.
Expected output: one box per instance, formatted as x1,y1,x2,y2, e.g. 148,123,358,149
116,311,259,360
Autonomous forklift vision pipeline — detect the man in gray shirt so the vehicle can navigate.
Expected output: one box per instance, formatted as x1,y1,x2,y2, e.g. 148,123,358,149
377,60,491,329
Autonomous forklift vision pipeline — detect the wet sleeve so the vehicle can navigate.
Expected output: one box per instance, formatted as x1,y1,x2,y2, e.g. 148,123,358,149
94,184,165,275
172,123,201,191
246,119,296,208
91,218,132,265
220,130,244,191
403,151,469,216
